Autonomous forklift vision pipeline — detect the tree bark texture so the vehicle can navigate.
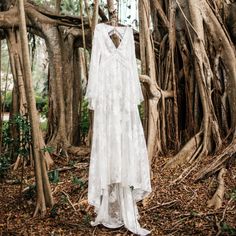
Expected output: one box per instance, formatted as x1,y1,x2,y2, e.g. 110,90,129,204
17,0,54,216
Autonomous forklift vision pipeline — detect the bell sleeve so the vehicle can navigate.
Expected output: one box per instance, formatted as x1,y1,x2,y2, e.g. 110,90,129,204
84,25,101,110
130,29,144,105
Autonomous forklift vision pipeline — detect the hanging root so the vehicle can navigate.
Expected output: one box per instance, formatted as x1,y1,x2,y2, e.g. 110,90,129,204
207,167,227,210
13,155,23,170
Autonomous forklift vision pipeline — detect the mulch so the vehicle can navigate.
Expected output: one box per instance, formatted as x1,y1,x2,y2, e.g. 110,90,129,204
0,151,235,236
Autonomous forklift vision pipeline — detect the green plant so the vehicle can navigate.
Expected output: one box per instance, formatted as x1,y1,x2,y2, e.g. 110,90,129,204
11,114,31,158
48,169,60,184
3,91,12,112
221,222,236,235
41,146,54,154
0,155,11,179
230,189,236,200
0,122,11,179
41,99,48,117
68,160,75,166
40,120,48,132
83,213,91,225
80,99,90,137
190,210,198,217
138,103,144,119
71,176,85,189
0,115,31,179
2,121,11,147
35,94,47,112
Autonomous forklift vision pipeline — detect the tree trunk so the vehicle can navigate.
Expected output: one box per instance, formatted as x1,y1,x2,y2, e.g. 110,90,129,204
55,0,61,14
139,0,162,162
18,0,54,216
0,0,235,213
0,40,2,154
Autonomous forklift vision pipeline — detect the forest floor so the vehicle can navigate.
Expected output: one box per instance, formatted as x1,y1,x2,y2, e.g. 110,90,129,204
0,148,235,236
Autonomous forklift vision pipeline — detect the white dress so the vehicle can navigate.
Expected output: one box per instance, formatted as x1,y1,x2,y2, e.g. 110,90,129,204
85,23,152,235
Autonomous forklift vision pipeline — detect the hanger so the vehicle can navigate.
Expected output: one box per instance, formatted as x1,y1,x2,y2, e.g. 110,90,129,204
108,27,123,39
105,17,123,39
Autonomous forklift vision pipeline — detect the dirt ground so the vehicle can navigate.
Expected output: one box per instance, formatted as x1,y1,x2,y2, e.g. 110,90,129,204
0,150,235,236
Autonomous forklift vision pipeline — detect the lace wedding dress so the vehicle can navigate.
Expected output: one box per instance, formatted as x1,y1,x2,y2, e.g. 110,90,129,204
85,23,152,235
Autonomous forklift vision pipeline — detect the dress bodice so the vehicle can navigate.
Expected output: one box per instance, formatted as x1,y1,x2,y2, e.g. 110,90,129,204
84,23,144,110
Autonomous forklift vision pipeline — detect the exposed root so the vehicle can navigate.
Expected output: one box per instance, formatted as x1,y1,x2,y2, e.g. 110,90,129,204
33,202,46,217
170,144,208,185
61,191,77,212
142,200,178,213
164,132,202,169
67,145,90,156
207,167,227,210
194,139,236,181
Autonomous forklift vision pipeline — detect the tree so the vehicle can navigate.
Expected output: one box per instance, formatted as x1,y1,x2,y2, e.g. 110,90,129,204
147,0,236,208
0,0,235,214
17,0,54,216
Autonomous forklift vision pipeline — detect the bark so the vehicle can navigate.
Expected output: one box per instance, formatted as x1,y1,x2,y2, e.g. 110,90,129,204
207,168,227,210
6,30,27,168
139,0,162,162
147,0,236,185
225,2,236,44
55,0,61,14
0,40,2,153
18,0,53,216
91,0,99,34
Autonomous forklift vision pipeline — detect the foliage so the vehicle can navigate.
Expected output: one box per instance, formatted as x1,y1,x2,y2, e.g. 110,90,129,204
0,154,11,179
11,114,32,157
48,169,60,184
41,145,54,154
40,120,48,132
1,92,47,113
35,94,48,112
230,189,236,200
1,120,11,147
34,0,81,16
80,99,90,137
61,0,81,16
2,91,12,112
138,103,144,120
221,222,236,235
71,176,85,189
0,114,31,179
34,0,54,9
41,98,48,117
83,214,91,225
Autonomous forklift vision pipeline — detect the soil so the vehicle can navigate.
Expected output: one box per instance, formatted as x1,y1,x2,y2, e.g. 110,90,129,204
0,149,235,236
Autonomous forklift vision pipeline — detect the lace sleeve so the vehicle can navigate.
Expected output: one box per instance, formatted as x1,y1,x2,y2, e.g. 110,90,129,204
130,29,144,105
84,25,101,110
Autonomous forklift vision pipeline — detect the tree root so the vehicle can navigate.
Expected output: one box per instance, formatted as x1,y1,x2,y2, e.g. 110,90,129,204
61,190,77,211
164,132,202,169
207,167,227,210
194,139,236,181
67,145,90,156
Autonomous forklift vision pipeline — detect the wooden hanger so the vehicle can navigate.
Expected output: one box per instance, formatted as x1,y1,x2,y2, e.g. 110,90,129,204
105,18,123,39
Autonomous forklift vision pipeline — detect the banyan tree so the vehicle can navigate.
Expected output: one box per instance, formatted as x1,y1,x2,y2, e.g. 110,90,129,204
0,0,235,216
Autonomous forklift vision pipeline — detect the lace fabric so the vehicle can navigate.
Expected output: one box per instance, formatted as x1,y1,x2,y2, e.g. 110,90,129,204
85,23,152,235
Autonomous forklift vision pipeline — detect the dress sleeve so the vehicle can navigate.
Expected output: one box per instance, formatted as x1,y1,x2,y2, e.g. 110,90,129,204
84,25,101,110
130,29,144,105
